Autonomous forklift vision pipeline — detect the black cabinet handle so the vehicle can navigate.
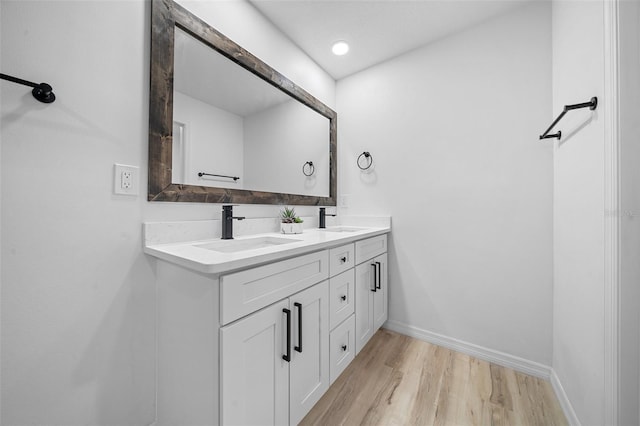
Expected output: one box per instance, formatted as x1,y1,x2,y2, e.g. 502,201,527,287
294,302,302,353
375,261,382,290
341,294,347,301
371,263,377,292
342,344,347,351
282,308,291,362
340,256,347,263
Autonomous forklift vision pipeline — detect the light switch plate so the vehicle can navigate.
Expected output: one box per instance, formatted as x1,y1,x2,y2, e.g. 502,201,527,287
114,164,139,195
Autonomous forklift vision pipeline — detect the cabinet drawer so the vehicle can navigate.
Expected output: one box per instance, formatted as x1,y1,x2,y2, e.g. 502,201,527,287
329,269,355,330
355,234,387,264
220,250,329,325
329,243,355,277
329,315,356,385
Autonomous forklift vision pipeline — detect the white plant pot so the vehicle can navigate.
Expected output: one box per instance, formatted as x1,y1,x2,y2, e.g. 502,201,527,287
281,222,303,234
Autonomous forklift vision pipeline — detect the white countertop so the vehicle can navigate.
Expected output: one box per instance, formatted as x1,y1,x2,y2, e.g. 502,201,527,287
144,219,390,275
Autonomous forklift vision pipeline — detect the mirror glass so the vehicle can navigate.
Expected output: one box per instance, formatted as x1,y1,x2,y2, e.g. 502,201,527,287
172,28,330,197
149,0,336,205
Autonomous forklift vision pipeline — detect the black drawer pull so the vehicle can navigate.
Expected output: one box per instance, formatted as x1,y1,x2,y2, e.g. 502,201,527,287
341,295,347,301
375,261,382,290
342,344,347,351
340,256,347,263
294,302,302,353
283,308,291,362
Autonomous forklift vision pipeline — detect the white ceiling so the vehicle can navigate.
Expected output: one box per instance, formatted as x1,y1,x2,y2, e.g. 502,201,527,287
249,0,537,80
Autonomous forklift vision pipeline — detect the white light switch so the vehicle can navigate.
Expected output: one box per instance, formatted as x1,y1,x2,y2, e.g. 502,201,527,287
114,164,139,195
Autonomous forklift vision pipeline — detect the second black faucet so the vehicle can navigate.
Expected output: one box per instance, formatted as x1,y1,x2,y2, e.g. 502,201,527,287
319,207,336,229
221,205,245,239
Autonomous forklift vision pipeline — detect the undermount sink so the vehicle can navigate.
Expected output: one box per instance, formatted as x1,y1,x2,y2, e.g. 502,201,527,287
195,236,301,253
320,226,366,233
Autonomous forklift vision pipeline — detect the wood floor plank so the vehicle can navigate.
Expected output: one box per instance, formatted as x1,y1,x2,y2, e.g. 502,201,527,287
489,363,514,411
300,329,567,426
408,343,446,425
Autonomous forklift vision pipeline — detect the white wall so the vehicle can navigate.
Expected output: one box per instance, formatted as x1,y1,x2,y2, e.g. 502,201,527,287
551,1,606,424
1,2,155,424
244,100,330,197
0,0,335,424
337,2,553,365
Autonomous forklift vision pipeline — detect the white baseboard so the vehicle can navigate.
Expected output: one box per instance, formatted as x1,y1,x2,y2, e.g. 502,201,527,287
550,369,581,426
384,320,552,379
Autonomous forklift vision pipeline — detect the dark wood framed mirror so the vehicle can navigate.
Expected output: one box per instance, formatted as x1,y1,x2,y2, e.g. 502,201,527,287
149,0,337,205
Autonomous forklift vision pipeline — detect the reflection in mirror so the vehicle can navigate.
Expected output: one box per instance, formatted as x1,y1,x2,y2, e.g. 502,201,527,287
172,27,330,197
148,0,336,205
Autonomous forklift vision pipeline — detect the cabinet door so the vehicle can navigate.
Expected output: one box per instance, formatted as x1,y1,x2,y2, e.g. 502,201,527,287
372,253,388,330
289,281,330,425
355,261,375,354
221,300,289,426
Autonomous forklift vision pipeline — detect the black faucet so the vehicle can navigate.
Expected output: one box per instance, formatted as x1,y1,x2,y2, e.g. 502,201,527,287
319,207,336,229
221,205,245,239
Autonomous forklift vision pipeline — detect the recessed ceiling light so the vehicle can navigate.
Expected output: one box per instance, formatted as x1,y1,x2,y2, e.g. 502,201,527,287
332,41,349,56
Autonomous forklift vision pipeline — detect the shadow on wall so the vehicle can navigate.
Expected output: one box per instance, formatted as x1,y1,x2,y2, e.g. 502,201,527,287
0,91,50,130
1,88,123,147
359,167,378,185
557,114,596,147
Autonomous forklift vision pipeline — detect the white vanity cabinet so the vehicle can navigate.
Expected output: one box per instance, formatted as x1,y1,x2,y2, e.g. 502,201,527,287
152,227,389,426
221,281,329,426
354,236,388,354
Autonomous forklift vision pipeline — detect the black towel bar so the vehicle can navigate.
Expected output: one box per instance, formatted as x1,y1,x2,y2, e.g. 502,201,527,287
0,73,56,103
540,97,597,140
198,172,240,181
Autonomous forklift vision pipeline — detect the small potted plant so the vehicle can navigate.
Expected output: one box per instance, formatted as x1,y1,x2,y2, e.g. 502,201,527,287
280,206,304,234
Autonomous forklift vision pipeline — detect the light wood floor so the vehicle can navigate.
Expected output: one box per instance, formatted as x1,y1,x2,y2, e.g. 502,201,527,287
301,329,567,426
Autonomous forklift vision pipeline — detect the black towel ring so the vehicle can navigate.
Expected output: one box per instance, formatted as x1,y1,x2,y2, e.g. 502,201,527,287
303,161,315,176
357,152,373,170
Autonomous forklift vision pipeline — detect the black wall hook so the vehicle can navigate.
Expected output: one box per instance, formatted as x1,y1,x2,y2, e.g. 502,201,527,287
1,73,56,103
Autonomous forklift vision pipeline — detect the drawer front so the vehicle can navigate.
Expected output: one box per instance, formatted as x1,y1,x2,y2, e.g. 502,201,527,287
355,234,387,265
329,314,356,385
329,269,355,330
329,243,355,277
220,250,329,325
